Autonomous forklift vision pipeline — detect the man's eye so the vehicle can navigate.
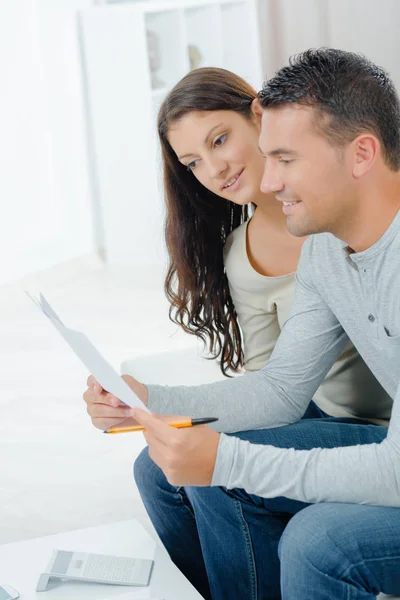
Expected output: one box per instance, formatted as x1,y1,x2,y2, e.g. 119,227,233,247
279,158,293,164
214,133,227,147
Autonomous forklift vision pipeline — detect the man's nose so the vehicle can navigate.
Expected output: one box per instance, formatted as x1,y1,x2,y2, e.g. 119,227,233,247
260,160,284,194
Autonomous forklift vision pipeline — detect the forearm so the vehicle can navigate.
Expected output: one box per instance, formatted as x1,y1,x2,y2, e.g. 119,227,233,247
147,318,347,433
212,389,400,506
147,370,304,433
212,431,400,506
147,250,347,432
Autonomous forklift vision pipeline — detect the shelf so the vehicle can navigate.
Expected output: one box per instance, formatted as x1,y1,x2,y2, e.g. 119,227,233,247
152,86,170,100
221,1,257,84
151,87,169,124
184,5,223,69
102,0,246,9
145,10,186,90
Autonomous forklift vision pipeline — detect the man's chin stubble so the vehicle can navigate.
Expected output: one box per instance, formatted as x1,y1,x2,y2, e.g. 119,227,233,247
286,218,321,238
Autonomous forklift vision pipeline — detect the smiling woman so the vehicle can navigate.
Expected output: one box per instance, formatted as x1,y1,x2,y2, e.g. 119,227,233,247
158,67,260,375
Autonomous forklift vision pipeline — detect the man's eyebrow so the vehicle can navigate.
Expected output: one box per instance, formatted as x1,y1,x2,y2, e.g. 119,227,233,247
267,148,298,157
178,124,223,160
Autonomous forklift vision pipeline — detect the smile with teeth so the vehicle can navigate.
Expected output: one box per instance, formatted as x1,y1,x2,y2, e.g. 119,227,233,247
283,201,300,206
223,170,243,189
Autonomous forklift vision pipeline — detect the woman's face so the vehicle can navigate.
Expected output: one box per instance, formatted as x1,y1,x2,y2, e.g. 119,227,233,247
167,109,266,206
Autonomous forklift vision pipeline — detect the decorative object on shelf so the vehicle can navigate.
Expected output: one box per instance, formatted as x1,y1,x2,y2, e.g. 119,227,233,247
188,44,202,70
147,29,165,89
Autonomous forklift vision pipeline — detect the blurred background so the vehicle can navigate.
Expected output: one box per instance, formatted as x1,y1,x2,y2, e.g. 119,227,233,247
1,0,399,285
0,0,399,548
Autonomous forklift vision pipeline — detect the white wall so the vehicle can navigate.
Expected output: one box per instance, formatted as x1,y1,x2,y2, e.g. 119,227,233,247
259,0,400,89
3,0,400,285
0,0,96,285
326,0,400,91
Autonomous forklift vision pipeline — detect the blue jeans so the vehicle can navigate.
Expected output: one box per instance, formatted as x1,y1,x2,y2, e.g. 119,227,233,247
133,401,400,600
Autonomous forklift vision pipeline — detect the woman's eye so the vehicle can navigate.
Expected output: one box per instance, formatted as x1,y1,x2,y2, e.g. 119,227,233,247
279,158,293,164
186,160,199,171
214,133,227,147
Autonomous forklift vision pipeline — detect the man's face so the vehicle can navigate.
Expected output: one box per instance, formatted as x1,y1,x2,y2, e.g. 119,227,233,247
259,105,354,237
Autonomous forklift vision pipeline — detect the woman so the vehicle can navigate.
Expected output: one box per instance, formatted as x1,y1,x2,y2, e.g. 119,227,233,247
157,66,386,421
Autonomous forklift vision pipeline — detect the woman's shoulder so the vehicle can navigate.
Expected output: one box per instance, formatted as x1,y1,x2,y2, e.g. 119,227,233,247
223,220,248,266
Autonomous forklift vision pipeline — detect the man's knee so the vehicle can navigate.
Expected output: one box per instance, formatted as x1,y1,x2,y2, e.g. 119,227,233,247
133,446,159,492
185,482,239,511
133,446,149,484
278,504,352,576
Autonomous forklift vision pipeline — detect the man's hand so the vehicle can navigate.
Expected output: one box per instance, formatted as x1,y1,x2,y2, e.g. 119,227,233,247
133,408,221,487
83,374,148,431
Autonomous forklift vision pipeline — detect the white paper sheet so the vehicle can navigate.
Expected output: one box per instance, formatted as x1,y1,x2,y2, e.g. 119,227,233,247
26,292,150,413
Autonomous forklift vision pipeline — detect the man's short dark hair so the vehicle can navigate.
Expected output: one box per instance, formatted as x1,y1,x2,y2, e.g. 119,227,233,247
258,48,400,171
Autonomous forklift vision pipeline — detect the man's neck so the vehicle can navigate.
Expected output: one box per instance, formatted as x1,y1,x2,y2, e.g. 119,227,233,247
338,178,400,253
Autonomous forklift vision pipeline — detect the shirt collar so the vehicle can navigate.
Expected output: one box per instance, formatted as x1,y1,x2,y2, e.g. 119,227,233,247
342,209,400,268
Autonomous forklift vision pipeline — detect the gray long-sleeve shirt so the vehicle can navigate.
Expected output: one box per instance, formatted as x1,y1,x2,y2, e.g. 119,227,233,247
223,219,390,424
147,211,400,507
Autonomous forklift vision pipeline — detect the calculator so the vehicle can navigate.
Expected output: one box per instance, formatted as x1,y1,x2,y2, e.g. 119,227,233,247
36,549,154,591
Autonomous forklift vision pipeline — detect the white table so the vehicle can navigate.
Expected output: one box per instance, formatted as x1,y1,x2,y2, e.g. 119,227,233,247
0,520,204,600
1,518,397,600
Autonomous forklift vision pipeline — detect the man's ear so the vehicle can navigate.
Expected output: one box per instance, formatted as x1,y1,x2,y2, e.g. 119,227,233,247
352,134,380,178
251,97,264,124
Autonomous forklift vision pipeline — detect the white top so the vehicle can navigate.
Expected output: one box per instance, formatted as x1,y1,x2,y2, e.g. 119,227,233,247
223,220,390,424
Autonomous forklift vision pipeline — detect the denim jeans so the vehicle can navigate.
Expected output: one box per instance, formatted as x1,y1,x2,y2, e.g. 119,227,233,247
133,401,400,600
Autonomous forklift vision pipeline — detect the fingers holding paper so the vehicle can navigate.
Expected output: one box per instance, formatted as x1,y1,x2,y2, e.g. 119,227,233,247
83,374,147,431
84,374,221,486
83,390,134,431
133,409,221,487
86,373,148,405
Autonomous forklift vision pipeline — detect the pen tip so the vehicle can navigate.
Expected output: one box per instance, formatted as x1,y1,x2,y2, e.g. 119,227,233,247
191,417,219,425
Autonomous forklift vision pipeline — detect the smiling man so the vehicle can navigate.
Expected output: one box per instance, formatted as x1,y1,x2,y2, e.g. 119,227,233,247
84,49,400,600
260,105,355,238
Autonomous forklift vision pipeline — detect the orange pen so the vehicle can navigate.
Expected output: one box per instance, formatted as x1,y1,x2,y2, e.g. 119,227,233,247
104,417,219,434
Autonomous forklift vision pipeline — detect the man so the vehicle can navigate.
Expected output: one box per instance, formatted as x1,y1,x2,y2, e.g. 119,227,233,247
84,49,400,600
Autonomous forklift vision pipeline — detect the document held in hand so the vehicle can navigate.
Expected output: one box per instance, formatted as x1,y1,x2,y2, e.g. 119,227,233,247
26,292,150,413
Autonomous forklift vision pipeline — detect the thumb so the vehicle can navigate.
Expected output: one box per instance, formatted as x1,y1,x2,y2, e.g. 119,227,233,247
133,409,173,440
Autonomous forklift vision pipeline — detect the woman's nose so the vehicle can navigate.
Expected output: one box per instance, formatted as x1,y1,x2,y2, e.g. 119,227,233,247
207,157,229,179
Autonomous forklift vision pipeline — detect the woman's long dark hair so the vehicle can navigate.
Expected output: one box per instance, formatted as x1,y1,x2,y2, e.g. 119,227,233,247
158,67,257,376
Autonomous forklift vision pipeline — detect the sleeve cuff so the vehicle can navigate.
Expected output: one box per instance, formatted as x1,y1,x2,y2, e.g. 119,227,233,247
211,433,239,487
